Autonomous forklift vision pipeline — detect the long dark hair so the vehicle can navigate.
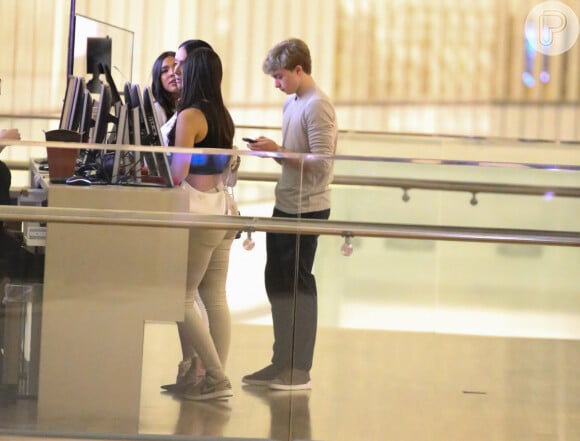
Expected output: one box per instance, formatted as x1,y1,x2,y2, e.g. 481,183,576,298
178,39,212,54
172,48,234,148
151,51,177,119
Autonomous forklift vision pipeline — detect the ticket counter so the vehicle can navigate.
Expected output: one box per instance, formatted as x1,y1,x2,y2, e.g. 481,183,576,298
37,180,189,432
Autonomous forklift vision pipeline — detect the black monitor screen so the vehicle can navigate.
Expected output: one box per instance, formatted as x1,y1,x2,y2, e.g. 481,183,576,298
79,88,94,143
142,86,162,146
123,81,133,108
59,76,78,130
91,83,113,144
86,37,112,93
130,84,151,144
68,78,86,132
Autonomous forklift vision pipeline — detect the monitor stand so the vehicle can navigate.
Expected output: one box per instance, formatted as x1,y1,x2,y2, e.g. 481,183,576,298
86,74,102,94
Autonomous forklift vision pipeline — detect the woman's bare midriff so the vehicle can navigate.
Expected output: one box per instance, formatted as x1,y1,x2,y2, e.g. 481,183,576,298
185,173,223,192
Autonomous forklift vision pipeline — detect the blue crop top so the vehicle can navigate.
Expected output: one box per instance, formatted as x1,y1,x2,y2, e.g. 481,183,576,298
189,139,230,175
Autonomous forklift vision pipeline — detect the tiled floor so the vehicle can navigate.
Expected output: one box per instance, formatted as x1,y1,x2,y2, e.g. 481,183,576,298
1,322,579,441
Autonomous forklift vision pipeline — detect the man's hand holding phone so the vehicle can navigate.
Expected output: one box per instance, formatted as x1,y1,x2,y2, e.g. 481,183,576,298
244,136,281,153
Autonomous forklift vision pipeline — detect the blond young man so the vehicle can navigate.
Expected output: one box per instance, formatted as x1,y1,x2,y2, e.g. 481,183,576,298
243,38,338,390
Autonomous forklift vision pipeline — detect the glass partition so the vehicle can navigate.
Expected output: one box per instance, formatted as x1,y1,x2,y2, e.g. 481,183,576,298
0,134,579,441
72,14,134,92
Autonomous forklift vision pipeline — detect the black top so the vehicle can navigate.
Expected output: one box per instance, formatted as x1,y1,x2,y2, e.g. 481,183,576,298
172,101,232,175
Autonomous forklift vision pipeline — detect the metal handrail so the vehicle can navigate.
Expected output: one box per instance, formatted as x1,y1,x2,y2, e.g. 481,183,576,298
237,171,580,198
4,163,580,200
1,205,579,247
2,112,579,142
3,100,579,118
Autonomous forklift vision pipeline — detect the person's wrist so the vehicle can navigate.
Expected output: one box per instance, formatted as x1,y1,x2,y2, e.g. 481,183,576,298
277,146,285,152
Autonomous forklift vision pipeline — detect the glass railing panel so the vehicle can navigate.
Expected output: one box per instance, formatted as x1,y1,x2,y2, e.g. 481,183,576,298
233,142,314,407
301,239,579,440
0,210,45,414
313,235,580,334
326,147,580,231
1,139,579,441
232,132,580,230
2,212,578,440
336,132,580,166
295,150,578,439
232,150,316,440
286,147,579,440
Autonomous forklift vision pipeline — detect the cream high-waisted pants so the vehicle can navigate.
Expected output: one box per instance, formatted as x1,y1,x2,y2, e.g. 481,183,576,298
177,181,236,377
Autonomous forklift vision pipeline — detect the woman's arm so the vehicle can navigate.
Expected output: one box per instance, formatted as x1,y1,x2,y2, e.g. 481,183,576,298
0,128,21,148
170,108,208,183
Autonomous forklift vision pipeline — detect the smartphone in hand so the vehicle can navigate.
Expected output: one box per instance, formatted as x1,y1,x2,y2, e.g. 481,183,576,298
242,137,257,143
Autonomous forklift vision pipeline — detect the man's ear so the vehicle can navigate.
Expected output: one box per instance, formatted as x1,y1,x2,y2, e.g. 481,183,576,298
295,65,304,75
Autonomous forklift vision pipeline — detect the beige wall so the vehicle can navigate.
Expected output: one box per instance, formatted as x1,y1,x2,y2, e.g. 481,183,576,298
2,0,579,111
0,0,578,146
72,0,580,104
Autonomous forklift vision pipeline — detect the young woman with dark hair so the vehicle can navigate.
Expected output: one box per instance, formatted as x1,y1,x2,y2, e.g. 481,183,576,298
158,40,213,146
151,50,179,126
165,47,237,401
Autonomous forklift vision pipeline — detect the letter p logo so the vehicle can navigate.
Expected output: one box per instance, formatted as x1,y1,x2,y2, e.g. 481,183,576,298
526,1,579,55
539,10,567,46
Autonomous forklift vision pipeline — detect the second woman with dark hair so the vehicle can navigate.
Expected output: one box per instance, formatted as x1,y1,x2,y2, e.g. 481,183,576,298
157,40,213,146
151,50,179,126
167,47,236,401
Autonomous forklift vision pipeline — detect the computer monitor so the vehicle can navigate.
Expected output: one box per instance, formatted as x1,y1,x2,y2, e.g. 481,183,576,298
128,83,155,173
58,76,91,141
130,83,150,144
68,77,86,132
108,101,130,184
86,37,112,93
103,63,122,106
123,81,133,107
115,83,173,187
90,83,113,144
142,86,162,146
79,87,94,143
59,76,79,130
142,86,173,187
122,82,136,144
102,81,139,183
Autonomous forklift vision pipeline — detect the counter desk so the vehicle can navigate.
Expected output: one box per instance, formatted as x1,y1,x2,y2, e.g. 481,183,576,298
34,166,190,432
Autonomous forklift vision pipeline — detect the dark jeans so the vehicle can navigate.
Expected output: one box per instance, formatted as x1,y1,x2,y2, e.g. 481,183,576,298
265,207,330,372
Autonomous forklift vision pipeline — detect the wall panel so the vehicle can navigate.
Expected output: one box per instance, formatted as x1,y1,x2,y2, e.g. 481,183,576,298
0,0,19,113
0,0,578,141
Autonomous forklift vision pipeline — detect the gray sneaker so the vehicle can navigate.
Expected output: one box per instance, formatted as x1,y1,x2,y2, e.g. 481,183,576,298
161,357,202,392
181,375,233,401
242,364,281,386
269,368,311,391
